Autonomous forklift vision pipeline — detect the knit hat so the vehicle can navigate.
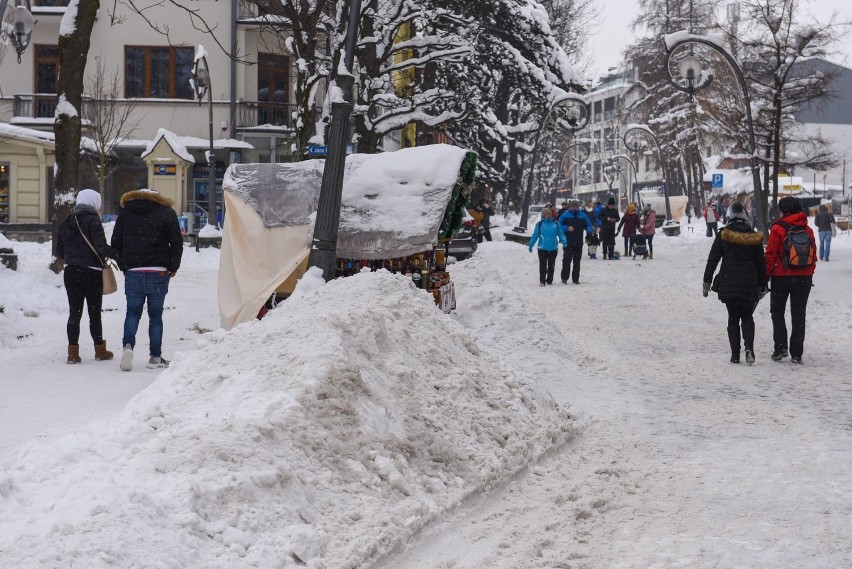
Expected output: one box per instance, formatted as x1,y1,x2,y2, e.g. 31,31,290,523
627,204,636,214
607,197,616,206
76,189,102,211
729,202,749,221
569,199,580,208
778,196,803,214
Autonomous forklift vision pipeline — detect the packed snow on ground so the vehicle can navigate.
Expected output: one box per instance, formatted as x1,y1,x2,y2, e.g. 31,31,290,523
1,214,851,568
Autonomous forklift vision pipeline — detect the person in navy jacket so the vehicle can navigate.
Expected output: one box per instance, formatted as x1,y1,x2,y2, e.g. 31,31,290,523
558,200,594,284
528,208,567,286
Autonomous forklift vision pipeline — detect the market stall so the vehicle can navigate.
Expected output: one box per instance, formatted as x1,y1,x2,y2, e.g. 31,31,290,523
218,144,477,329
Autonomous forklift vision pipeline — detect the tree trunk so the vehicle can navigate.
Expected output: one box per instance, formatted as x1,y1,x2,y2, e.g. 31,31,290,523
49,0,100,273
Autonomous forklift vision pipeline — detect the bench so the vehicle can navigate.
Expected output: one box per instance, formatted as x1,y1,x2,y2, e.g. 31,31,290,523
188,233,222,252
0,247,17,271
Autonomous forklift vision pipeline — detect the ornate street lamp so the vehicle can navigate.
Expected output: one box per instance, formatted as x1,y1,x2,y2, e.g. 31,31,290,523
0,0,34,63
559,140,590,200
191,46,218,231
516,93,589,231
664,32,767,237
611,154,639,204
623,124,672,221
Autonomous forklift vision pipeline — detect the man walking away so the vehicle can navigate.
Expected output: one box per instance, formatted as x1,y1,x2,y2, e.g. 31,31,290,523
111,189,183,371
598,198,620,260
558,200,594,284
704,200,719,237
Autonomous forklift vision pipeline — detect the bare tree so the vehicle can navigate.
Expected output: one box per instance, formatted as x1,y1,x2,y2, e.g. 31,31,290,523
83,57,143,196
50,0,100,274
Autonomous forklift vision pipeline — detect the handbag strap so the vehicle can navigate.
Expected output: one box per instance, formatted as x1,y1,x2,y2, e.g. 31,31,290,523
75,215,107,268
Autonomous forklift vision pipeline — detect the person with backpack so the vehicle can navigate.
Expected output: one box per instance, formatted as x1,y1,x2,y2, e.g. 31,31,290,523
702,202,768,364
528,208,567,286
765,196,817,364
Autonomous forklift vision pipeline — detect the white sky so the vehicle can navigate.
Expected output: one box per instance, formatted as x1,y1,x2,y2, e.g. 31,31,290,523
587,0,852,79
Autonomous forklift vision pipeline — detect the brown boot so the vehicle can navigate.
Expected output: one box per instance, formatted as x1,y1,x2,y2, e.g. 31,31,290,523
94,342,114,361
67,344,81,364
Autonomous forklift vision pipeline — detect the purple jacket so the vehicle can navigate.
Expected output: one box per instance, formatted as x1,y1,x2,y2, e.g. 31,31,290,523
618,212,641,237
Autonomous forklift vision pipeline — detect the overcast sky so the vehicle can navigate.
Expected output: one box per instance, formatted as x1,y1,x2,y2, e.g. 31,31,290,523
586,0,852,79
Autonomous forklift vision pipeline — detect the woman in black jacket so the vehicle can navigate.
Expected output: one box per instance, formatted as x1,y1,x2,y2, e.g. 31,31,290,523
56,189,119,364
702,202,768,364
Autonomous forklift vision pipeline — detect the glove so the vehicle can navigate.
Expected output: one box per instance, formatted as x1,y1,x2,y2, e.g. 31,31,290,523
702,282,711,297
758,287,769,301
529,246,534,253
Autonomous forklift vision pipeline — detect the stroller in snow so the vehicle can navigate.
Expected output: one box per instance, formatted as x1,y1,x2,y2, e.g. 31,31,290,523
632,234,649,259
585,232,600,259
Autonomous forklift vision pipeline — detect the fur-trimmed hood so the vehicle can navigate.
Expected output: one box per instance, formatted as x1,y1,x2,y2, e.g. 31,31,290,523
721,224,763,246
120,189,175,209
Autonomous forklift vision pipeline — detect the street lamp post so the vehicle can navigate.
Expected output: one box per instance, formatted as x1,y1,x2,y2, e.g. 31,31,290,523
516,93,589,232
309,0,362,281
559,141,590,201
0,0,34,63
611,154,639,204
664,32,767,237
624,124,672,221
191,47,218,231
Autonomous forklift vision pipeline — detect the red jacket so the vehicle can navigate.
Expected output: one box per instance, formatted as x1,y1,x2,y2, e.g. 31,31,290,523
765,211,817,277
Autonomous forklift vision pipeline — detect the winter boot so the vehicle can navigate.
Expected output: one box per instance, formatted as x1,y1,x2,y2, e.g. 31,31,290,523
649,252,653,259
745,349,755,365
771,347,789,361
67,344,81,364
727,325,741,362
94,342,114,361
120,344,134,372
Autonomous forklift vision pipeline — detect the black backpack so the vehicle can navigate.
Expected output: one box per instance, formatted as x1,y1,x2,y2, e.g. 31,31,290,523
778,221,816,269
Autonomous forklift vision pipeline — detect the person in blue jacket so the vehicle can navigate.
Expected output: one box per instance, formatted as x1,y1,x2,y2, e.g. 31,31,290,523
528,207,567,286
558,200,594,284
592,201,604,228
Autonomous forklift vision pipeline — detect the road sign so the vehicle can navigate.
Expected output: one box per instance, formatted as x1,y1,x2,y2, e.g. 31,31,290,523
306,144,327,157
712,173,724,189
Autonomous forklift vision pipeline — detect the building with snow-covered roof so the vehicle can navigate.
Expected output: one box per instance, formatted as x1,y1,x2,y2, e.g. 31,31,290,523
0,0,323,223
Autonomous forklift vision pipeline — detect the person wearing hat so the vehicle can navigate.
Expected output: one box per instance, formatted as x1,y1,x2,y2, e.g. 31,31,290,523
557,199,594,284
56,189,121,364
598,197,621,260
528,207,567,286
617,203,641,257
765,196,816,364
702,202,768,364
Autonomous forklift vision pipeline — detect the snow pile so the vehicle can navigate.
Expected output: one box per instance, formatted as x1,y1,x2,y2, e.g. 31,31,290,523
0,270,578,568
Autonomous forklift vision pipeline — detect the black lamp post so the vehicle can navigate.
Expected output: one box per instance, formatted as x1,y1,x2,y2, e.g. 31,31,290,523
559,141,590,201
624,124,672,221
0,0,34,63
309,0,362,281
611,154,639,204
191,48,218,231
516,94,589,232
664,33,767,237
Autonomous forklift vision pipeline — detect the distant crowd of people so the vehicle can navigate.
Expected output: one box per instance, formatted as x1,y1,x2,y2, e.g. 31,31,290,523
527,197,657,286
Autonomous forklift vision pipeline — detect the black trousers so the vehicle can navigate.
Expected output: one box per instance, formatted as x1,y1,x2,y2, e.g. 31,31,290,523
481,225,492,242
64,264,105,345
770,276,812,358
601,236,615,259
561,245,583,283
725,299,757,356
537,249,558,285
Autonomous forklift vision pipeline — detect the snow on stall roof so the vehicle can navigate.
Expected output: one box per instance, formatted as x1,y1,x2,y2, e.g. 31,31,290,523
223,144,471,259
141,128,196,163
0,269,576,569
0,122,55,144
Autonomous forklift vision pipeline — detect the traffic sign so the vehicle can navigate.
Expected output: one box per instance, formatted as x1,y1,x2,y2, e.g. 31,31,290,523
712,173,724,189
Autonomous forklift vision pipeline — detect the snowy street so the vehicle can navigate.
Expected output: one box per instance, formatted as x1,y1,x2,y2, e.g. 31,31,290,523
2,220,851,568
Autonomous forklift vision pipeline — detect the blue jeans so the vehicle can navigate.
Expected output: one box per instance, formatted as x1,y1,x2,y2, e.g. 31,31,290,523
818,230,832,260
122,271,170,357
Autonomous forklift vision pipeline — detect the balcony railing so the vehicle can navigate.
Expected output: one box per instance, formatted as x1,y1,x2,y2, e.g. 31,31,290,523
235,101,299,130
12,94,95,121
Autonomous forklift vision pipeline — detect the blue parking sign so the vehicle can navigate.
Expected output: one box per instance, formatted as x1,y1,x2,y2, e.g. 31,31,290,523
712,173,723,188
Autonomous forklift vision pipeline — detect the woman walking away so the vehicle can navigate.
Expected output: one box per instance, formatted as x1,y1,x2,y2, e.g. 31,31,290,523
617,203,641,257
528,208,567,286
702,202,768,364
56,189,120,364
641,203,657,259
814,204,835,262
765,196,817,364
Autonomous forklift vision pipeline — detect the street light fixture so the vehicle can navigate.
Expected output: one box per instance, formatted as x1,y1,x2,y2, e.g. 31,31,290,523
191,46,218,231
0,0,34,63
664,32,767,237
559,140,590,200
611,154,639,204
623,124,672,221
516,93,589,231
